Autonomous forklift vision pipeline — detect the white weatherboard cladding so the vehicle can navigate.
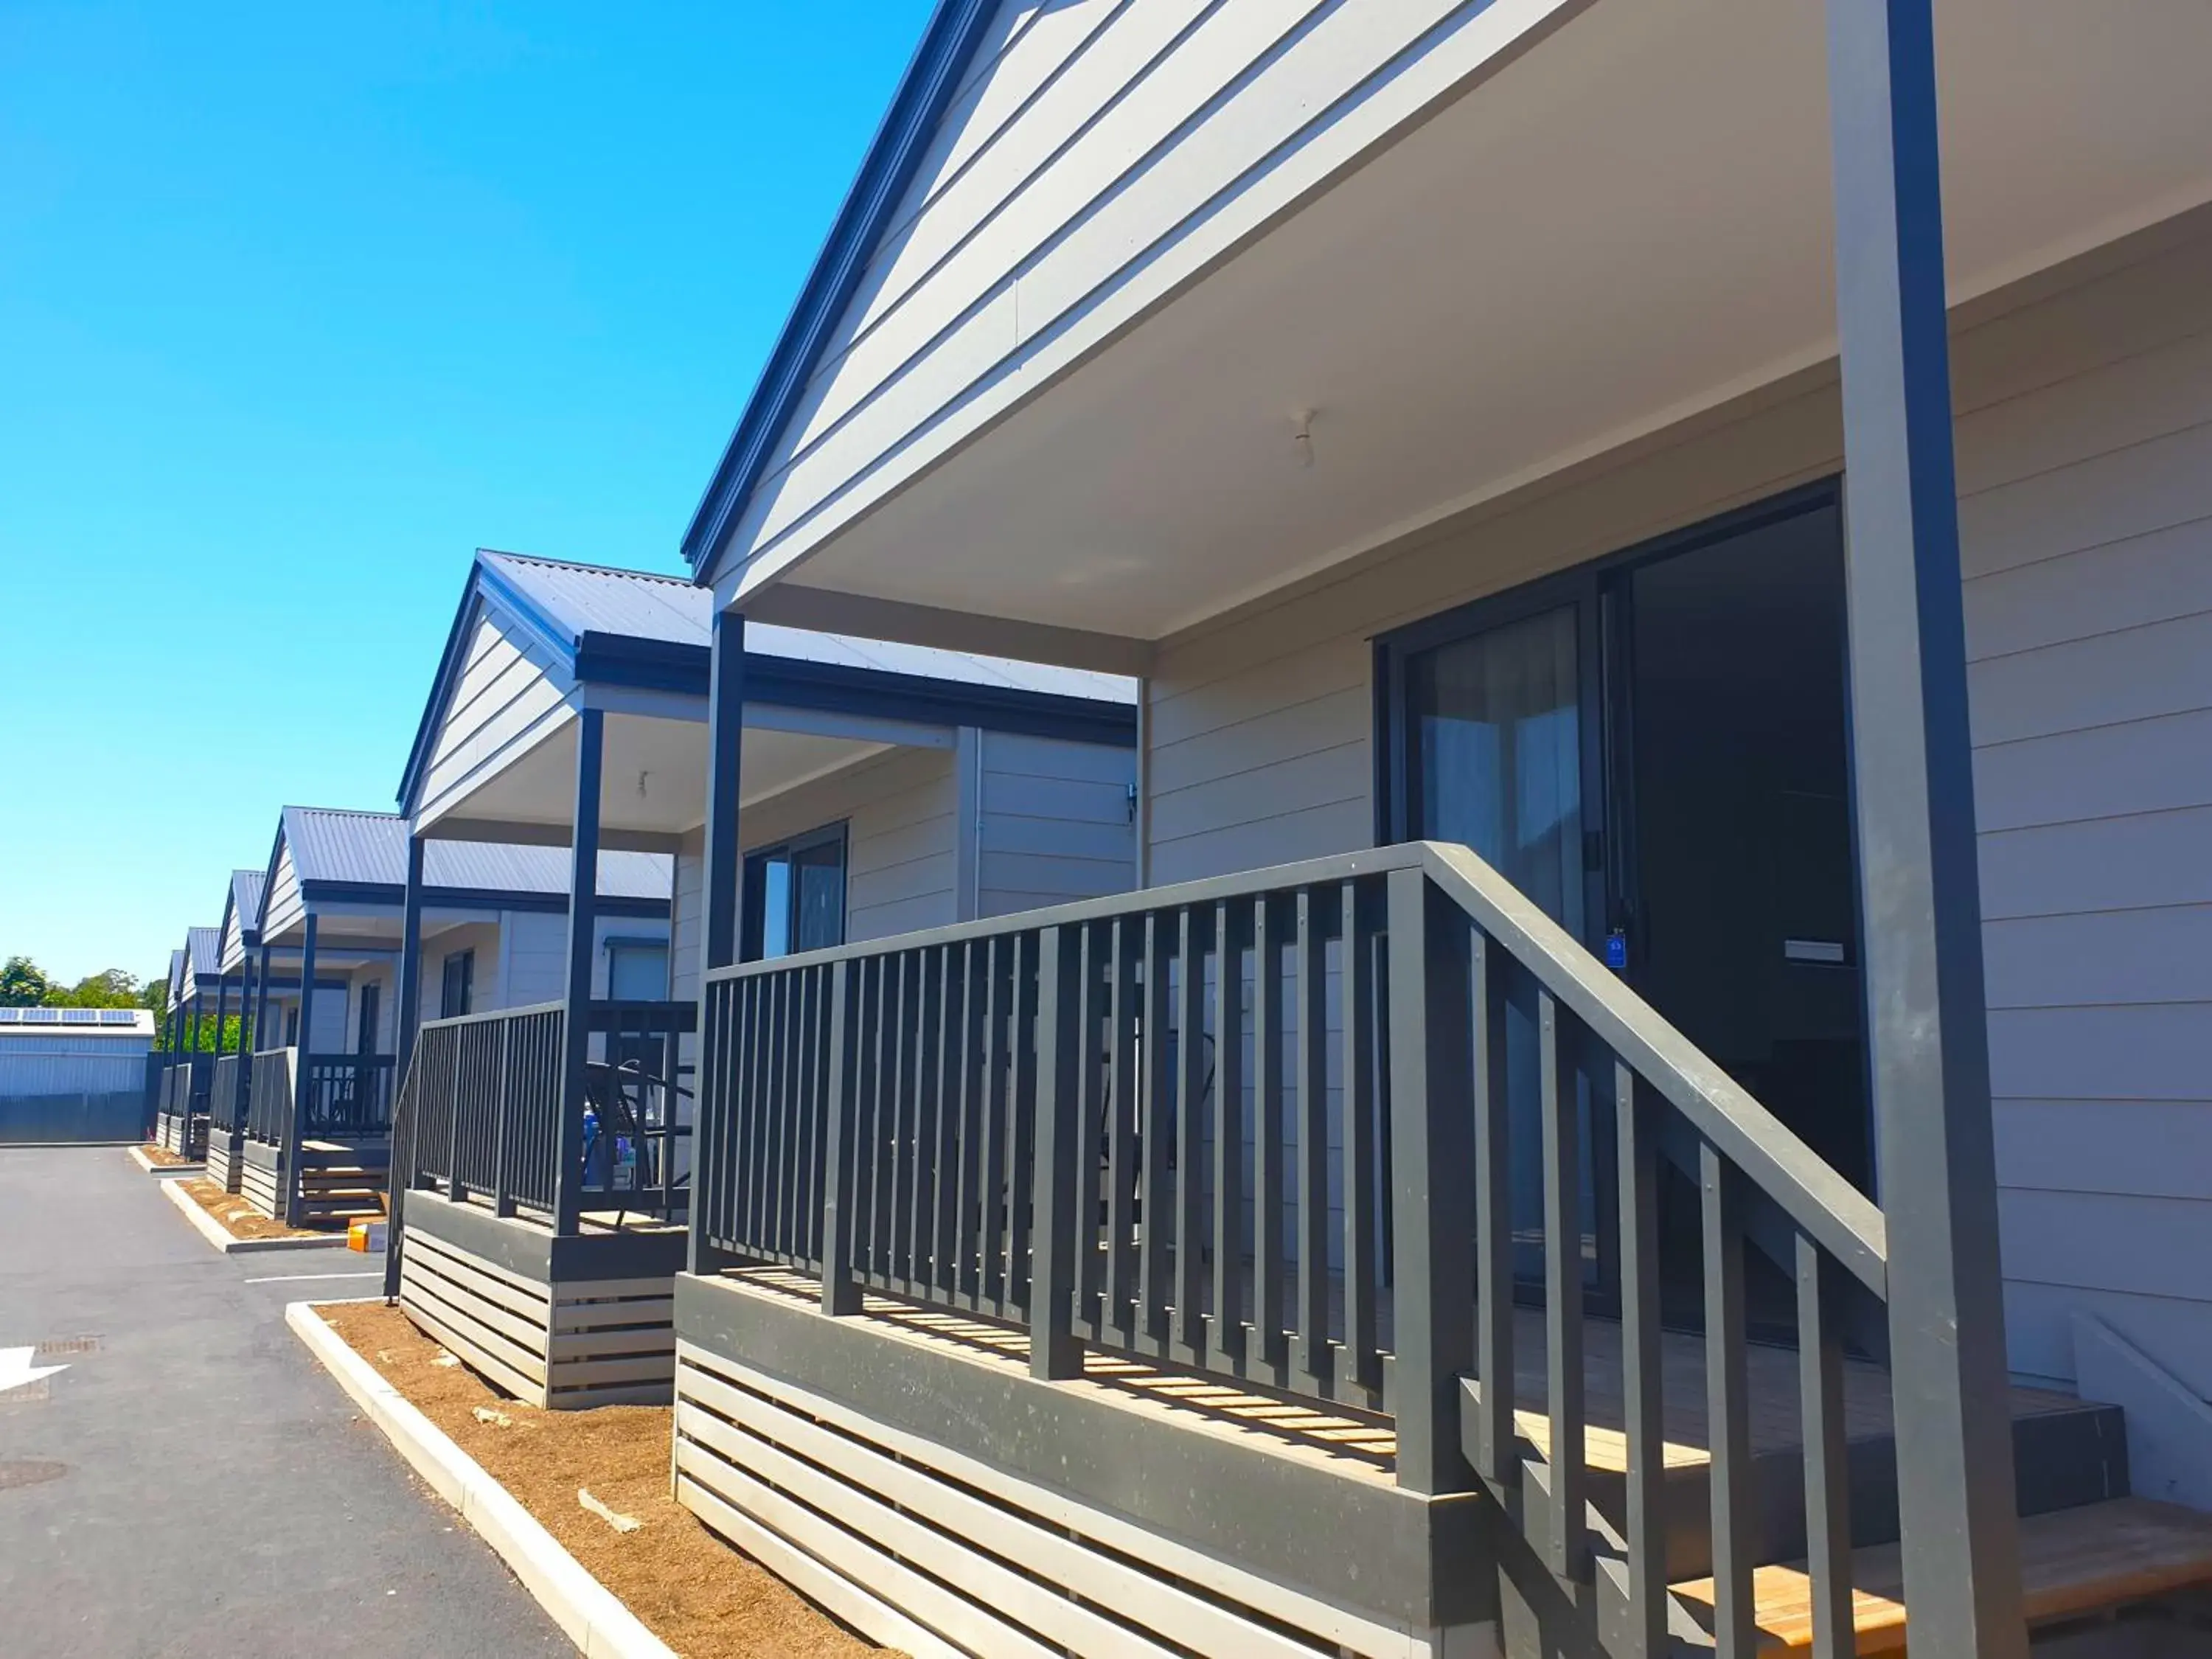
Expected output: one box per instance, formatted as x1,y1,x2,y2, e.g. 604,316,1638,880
973,730,1135,917
417,606,575,829
262,843,305,940
1135,218,2212,1397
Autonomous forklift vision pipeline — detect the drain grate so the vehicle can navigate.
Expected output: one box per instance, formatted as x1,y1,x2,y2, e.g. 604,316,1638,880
0,1461,69,1492
32,1335,100,1357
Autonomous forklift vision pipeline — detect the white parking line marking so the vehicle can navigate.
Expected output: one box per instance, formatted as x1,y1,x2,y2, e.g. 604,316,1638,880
243,1271,382,1284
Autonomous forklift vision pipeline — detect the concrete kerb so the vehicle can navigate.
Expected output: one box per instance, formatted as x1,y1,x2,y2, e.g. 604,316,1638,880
128,1145,204,1178
160,1174,350,1254
287,1301,675,1659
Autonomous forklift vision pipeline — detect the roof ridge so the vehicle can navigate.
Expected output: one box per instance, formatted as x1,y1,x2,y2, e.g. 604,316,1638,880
478,547,692,588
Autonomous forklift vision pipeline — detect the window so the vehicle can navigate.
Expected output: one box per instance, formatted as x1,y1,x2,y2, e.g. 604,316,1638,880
605,940,669,1001
283,1006,300,1047
356,982,382,1054
439,950,474,1019
741,823,847,963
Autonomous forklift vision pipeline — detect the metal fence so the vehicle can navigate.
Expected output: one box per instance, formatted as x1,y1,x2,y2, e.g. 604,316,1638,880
696,841,1895,1657
0,1090,154,1144
209,1054,248,1134
396,999,696,1225
246,1048,293,1144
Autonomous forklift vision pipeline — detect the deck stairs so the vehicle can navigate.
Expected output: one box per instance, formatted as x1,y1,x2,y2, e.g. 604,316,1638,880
292,1144,389,1228
1469,1304,2212,1654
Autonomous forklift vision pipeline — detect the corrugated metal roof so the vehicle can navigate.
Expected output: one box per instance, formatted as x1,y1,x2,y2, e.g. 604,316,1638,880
279,805,670,900
167,949,186,999
187,925,223,976
0,1006,155,1037
230,869,265,931
479,549,1135,705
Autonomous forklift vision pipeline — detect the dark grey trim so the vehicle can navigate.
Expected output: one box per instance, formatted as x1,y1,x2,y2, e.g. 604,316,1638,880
299,878,670,920
403,1188,688,1283
673,1272,1491,1630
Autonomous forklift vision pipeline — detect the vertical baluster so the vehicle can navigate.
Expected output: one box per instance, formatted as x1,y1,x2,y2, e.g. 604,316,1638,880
1139,911,1172,1347
1340,879,1378,1394
894,953,922,1290
1294,888,1331,1388
1105,918,1138,1347
1209,900,1245,1374
949,940,977,1304
1616,1062,1666,1658
1252,894,1286,1372
1703,1143,1755,1658
933,945,961,1298
1005,931,1040,1314
1540,990,1587,1579
493,1017,515,1216
1029,925,1082,1377
1799,1234,1854,1659
764,975,788,1258
806,967,827,1262
868,958,893,1281
980,936,1008,1307
1472,931,1515,1487
820,960,861,1315
1074,922,1106,1340
908,950,941,1293
1173,905,1207,1361
733,981,757,1246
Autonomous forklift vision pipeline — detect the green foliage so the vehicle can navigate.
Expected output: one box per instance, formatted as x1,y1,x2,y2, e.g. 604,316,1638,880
0,956,56,1007
52,967,143,1009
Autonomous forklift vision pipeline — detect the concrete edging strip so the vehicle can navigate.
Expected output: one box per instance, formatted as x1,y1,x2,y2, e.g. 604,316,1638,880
129,1145,203,1178
286,1301,675,1659
159,1172,350,1253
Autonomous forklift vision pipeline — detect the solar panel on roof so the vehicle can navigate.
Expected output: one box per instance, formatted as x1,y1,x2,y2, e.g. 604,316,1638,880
59,1008,96,1023
23,1007,58,1023
100,1009,139,1024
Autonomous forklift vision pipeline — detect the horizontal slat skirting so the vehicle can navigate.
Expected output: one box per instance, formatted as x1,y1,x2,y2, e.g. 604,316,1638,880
675,1380,1314,1659
673,1467,968,1659
675,1342,1403,1658
675,1441,1057,1659
403,1228,554,1323
546,1324,677,1364
400,1265,551,1390
401,1256,556,1364
553,1273,686,1303
400,1282,548,1408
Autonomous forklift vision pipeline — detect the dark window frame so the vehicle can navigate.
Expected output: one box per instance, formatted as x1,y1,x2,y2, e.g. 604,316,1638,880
439,950,475,1020
741,820,849,964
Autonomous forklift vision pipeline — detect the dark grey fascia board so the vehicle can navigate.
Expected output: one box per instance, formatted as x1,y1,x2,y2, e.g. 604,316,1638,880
577,630,1136,748
678,0,1004,579
301,877,670,920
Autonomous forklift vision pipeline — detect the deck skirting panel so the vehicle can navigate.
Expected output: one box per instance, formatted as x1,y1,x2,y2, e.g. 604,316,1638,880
671,1275,1493,1658
206,1130,245,1194
239,1155,282,1220
398,1208,676,1411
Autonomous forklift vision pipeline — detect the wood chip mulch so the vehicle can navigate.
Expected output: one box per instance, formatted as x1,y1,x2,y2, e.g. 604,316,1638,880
139,1142,195,1168
178,1178,323,1240
317,1300,880,1659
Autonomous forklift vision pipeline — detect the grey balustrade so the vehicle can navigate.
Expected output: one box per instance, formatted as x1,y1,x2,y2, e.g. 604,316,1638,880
694,841,1917,1655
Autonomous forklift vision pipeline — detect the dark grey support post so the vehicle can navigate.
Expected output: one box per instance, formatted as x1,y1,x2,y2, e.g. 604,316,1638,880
1028,926,1083,1379
397,833,425,1077
1826,1,2024,1651
215,978,232,1057
287,914,319,1227
234,954,257,1121
189,997,202,1053
253,944,271,1054
1385,869,1475,1495
818,959,862,1316
689,610,746,1278
554,707,605,1238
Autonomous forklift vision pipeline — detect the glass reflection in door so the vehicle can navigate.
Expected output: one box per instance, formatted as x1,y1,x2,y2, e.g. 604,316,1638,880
1402,600,1599,1287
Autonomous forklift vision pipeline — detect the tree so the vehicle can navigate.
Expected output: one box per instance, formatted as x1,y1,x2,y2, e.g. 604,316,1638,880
54,968,142,1009
0,956,55,1007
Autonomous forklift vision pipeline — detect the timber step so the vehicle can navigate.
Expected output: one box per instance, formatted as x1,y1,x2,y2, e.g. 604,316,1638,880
1672,1496,2212,1652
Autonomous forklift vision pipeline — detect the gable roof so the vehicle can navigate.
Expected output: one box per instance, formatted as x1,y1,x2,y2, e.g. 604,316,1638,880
185,925,223,980
397,546,1135,816
275,805,671,904
679,0,1001,577
167,949,187,1004
226,869,266,942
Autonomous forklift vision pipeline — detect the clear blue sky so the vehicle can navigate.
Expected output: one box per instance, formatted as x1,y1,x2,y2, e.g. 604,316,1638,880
0,1,932,986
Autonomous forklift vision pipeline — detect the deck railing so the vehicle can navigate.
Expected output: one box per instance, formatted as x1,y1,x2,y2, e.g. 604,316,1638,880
696,841,1901,1658
159,1054,212,1120
393,999,697,1226
209,1054,247,1134
245,1048,395,1144
246,1048,293,1144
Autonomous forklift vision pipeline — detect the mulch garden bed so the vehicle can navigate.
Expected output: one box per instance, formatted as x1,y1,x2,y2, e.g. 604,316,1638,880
179,1178,324,1240
317,1299,879,1659
139,1141,196,1168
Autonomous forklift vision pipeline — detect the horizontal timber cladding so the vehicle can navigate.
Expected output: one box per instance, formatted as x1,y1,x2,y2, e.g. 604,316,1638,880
398,1189,687,1411
672,1273,1489,1658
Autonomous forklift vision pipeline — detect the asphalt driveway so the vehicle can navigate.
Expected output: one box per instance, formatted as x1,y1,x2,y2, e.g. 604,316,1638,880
0,1144,568,1657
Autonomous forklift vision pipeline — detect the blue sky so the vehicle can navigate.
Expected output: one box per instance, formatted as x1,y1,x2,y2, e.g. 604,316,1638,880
0,1,931,985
